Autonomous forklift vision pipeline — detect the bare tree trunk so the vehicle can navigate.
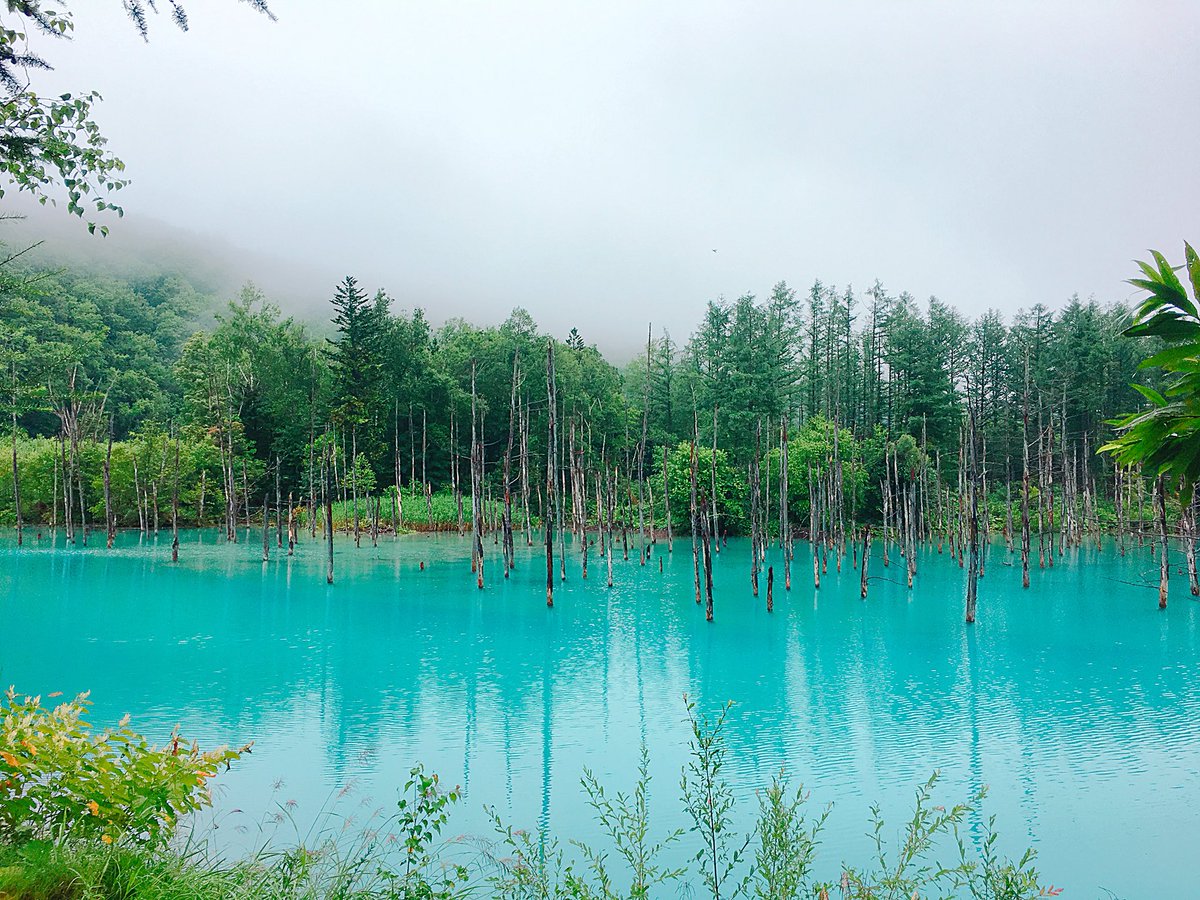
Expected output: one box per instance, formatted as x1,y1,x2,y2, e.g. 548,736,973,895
1185,497,1198,597
171,430,179,561
1157,474,1168,609
689,412,701,605
103,424,115,548
965,412,980,624
749,421,762,596
1114,465,1125,556
325,440,334,584
860,526,870,598
781,421,791,590
262,492,270,562
352,426,361,548
9,371,21,547
423,408,434,525
241,459,250,533
809,465,820,589
545,340,558,607
662,444,672,553
472,360,485,589
276,456,283,548
521,400,532,544
76,433,87,546
503,355,519,576
710,405,720,552
61,431,73,543
701,498,715,622
198,468,206,529
1021,361,1031,588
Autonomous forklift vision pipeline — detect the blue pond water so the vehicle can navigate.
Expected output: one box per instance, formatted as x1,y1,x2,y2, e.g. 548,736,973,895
1,528,1198,897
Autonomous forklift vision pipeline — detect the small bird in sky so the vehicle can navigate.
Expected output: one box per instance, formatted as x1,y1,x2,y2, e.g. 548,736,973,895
711,249,717,253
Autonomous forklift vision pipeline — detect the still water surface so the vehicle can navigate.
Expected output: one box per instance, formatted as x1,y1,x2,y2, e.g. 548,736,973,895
2,529,1198,897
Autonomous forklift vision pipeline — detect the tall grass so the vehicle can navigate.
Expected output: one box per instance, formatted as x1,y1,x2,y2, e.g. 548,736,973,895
0,695,1063,900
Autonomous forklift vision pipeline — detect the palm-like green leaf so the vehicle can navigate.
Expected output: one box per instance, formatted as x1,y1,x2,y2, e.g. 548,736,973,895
1105,244,1200,502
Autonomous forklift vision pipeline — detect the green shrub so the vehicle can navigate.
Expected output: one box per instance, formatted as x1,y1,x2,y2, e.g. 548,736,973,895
0,688,249,849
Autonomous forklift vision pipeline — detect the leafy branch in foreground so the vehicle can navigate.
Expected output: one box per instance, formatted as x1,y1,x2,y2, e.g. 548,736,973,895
574,746,684,899
754,772,828,900
0,1,275,229
0,686,250,849
681,697,753,900
1101,243,1200,501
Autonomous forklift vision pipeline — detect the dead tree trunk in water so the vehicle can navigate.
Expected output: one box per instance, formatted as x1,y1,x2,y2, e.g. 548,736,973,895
393,403,403,536
749,421,762,596
8,368,21,547
700,498,714,622
689,431,701,605
1021,358,1031,589
605,464,616,588
471,361,485,588
662,444,673,553
324,438,334,584
503,352,519,577
352,426,361,547
50,444,58,532
171,430,180,562
965,412,981,625
520,399,533,544
780,422,791,590
710,405,720,551
545,340,558,607
636,324,651,564
860,527,870,598
262,492,270,562
103,421,114,549
1184,496,1198,597
276,457,283,549
809,464,820,589
423,409,434,525
1156,475,1168,609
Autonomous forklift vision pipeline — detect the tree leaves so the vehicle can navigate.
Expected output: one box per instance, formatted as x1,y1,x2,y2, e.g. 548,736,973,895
1104,243,1200,502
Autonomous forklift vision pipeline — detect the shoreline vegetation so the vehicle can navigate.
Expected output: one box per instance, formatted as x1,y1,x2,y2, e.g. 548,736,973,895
3,247,1200,613
0,690,1061,900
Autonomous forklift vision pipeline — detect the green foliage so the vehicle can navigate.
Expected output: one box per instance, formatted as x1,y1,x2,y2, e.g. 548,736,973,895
0,88,128,226
574,747,683,900
680,698,752,900
0,693,1057,900
781,416,867,522
1102,243,1200,501
663,442,744,531
0,687,248,849
386,765,469,900
753,774,828,900
0,1,272,230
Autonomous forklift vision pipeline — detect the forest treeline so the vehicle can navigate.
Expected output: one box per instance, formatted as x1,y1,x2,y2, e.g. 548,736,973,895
0,254,1168,552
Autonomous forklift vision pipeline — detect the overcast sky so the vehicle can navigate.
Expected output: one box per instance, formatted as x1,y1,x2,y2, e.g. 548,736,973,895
18,0,1200,355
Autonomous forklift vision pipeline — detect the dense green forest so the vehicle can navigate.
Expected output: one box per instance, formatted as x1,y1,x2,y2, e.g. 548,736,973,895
1,248,1162,545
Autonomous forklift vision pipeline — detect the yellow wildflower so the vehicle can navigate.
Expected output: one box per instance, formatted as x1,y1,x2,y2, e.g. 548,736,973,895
101,834,113,845
88,800,100,816
0,751,18,768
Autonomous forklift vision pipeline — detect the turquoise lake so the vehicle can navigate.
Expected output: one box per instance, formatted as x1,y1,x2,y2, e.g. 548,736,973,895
2,528,1198,897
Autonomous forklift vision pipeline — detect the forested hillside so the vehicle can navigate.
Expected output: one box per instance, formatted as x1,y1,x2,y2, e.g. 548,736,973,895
0,250,1159,546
